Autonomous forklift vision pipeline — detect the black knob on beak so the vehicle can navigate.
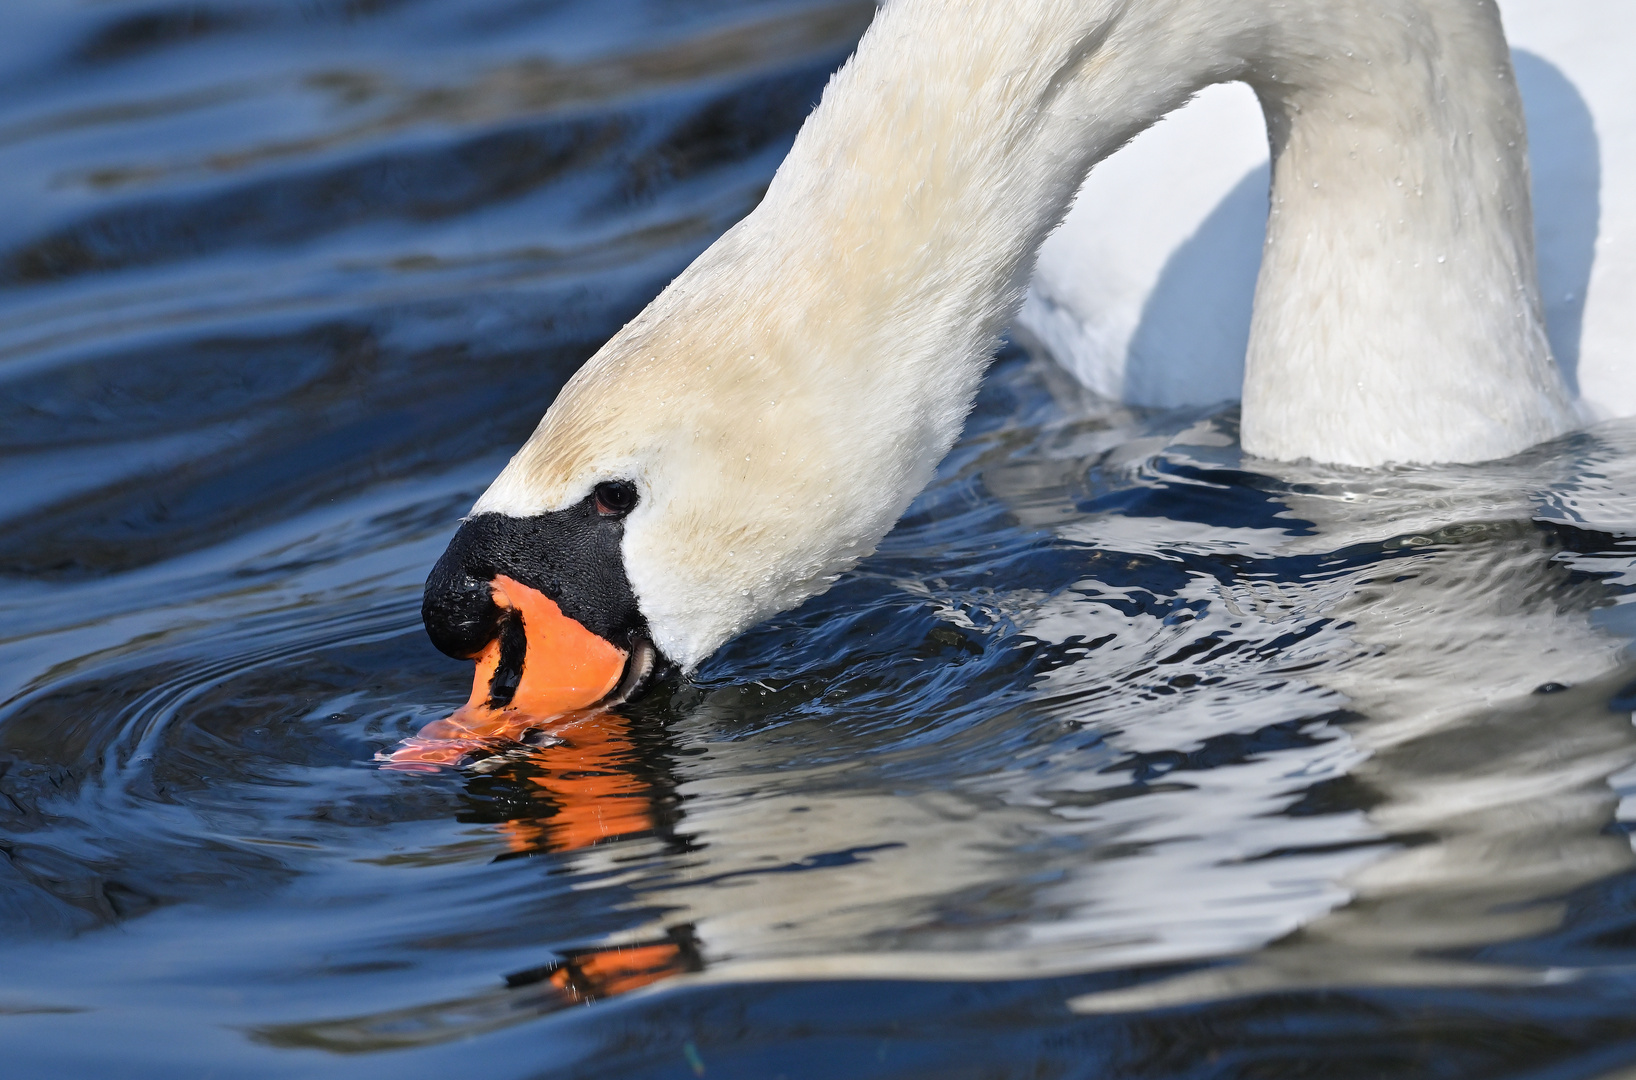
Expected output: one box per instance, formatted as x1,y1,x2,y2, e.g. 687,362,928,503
422,522,501,660
422,506,649,666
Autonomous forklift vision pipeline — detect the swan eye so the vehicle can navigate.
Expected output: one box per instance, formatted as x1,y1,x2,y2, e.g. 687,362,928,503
592,480,638,518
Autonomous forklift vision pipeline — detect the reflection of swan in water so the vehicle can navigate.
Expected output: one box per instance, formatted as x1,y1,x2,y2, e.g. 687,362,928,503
1052,417,1636,1009
269,716,702,1049
650,411,1636,1001
324,390,1636,1053
469,715,704,1008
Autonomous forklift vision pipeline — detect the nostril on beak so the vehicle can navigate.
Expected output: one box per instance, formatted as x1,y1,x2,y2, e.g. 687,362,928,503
422,540,500,660
486,610,528,708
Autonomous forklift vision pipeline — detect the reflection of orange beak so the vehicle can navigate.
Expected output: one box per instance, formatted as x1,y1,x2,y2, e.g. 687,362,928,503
490,711,653,852
506,926,703,1006
541,939,698,1003
384,575,629,769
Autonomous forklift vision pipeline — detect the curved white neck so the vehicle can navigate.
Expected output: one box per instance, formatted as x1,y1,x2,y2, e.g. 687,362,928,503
482,0,1582,666
746,0,1574,466
1241,1,1573,463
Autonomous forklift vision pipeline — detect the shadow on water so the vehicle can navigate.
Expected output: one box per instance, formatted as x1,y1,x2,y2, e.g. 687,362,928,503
1126,164,1265,405
5,4,1636,1079
1515,48,1602,395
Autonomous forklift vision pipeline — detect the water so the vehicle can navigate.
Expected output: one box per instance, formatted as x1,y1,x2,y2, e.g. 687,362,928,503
6,2,1636,1076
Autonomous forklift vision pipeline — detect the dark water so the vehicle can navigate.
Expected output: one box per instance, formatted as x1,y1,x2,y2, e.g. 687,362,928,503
7,2,1636,1077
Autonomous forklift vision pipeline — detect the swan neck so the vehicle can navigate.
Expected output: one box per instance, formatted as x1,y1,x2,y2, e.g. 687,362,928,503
747,1,1156,375
1241,0,1573,464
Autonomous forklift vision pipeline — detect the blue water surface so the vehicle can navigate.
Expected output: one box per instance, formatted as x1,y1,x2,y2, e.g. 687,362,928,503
7,3,1636,1078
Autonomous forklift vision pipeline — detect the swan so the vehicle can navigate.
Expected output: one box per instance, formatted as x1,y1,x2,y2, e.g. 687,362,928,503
409,0,1626,734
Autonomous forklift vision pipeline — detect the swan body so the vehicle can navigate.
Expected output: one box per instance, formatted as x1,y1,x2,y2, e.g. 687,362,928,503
1021,0,1636,426
430,0,1608,677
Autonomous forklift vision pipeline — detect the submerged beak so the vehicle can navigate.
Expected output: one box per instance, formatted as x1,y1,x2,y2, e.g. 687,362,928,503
386,575,635,769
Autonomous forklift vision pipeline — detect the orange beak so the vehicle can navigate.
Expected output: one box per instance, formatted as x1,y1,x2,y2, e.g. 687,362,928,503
384,574,629,769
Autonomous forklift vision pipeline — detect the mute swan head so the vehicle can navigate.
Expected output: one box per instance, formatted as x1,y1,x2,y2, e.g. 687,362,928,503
417,0,1578,719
